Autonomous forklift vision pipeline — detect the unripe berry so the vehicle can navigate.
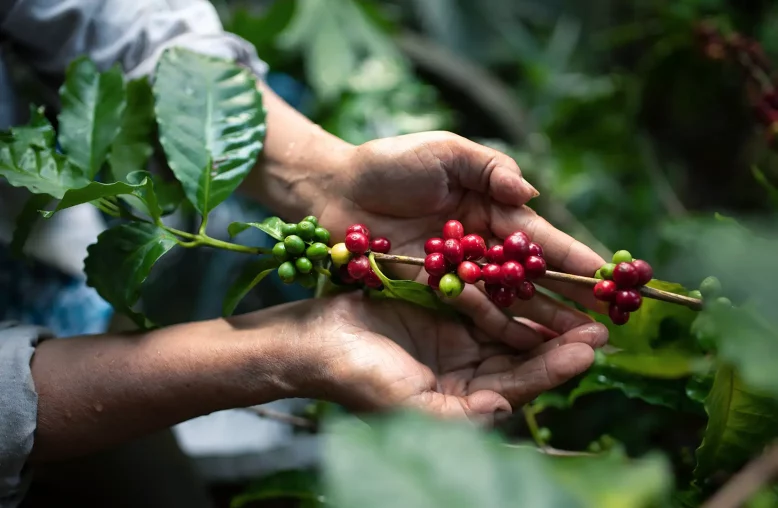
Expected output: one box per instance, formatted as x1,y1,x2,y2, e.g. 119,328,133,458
370,237,391,254
424,253,447,276
443,220,465,240
486,245,506,264
608,304,630,325
314,227,331,244
594,269,603,280
302,215,319,227
489,285,517,308
363,269,383,289
524,255,547,279
345,232,369,254
348,255,370,280
306,242,329,261
517,280,536,300
295,257,313,274
688,289,703,300
346,223,370,238
631,259,653,286
612,262,639,288
528,242,544,257
297,220,316,241
699,276,722,299
501,260,525,287
600,263,616,280
612,250,633,264
461,234,487,261
297,272,317,289
284,235,306,256
481,264,503,285
457,261,482,284
424,237,445,255
337,264,356,285
281,223,298,238
503,232,530,261
439,273,464,298
443,238,464,265
713,296,732,309
330,243,351,266
593,280,618,302
278,261,296,284
272,242,288,262
615,289,642,312
427,274,442,290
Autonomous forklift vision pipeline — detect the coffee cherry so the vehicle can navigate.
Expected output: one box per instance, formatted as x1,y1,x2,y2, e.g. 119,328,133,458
284,235,306,256
631,259,653,286
713,296,732,309
297,272,317,289
517,280,536,300
612,262,639,288
501,260,525,287
330,243,351,266
608,304,630,325
600,263,616,280
363,269,383,289
443,238,464,265
688,289,703,300
593,280,618,302
346,223,370,238
443,220,465,240
272,242,288,262
314,227,331,244
278,261,296,284
370,237,391,254
615,289,642,312
439,273,464,298
306,242,329,261
345,232,369,254
503,232,531,261
461,234,487,261
594,269,603,279
337,265,357,285
524,255,547,279
457,261,482,284
699,276,722,299
528,242,544,257
425,237,445,255
424,253,448,276
482,263,503,285
295,257,313,274
489,285,517,308
281,223,298,237
486,245,506,264
297,220,316,241
612,250,633,264
348,255,370,280
303,215,319,227
427,274,442,290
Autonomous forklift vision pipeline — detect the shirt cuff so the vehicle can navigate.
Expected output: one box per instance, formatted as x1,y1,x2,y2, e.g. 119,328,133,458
0,322,53,507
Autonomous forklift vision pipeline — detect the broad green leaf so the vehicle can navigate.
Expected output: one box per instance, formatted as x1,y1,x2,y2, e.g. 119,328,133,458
223,257,281,316
230,470,323,508
154,48,266,216
228,216,285,240
694,364,778,480
108,78,155,181
5,106,55,148
58,57,125,177
10,194,52,257
751,166,778,209
600,350,710,379
84,223,178,328
368,253,454,315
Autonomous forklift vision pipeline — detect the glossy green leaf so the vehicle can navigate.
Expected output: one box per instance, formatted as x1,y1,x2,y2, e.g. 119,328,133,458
108,77,155,181
5,105,55,148
223,257,281,317
154,48,266,216
694,364,778,480
84,223,178,328
368,253,454,315
10,194,52,257
58,57,125,177
228,216,285,240
230,470,323,508
600,350,710,379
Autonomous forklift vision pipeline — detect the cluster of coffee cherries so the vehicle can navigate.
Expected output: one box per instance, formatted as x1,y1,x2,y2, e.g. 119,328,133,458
423,220,547,307
272,216,331,288
329,224,391,290
592,250,653,325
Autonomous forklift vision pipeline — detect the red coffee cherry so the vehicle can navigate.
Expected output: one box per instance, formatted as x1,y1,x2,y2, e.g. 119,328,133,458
489,285,517,308
501,260,525,287
370,237,391,254
481,263,503,285
424,237,445,255
346,223,370,238
528,242,544,257
631,259,653,286
615,289,642,312
363,269,383,289
338,264,357,285
612,262,639,288
443,220,465,240
427,274,442,290
347,255,370,280
486,245,506,264
503,231,531,261
443,238,464,265
345,232,369,254
424,253,448,276
608,304,630,325
516,280,536,300
457,261,482,284
593,280,617,302
461,234,487,261
523,255,547,279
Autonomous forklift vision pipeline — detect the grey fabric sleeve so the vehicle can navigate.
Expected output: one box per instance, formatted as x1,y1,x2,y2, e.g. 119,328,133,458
0,322,52,508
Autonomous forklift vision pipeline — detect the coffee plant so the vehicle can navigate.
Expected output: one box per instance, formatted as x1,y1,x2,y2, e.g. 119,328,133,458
3,44,778,508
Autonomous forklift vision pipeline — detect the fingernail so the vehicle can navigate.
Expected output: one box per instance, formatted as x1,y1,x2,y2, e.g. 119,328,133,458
522,177,540,198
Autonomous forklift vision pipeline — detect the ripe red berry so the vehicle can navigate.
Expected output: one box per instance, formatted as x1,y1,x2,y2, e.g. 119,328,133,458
481,263,503,285
612,262,639,288
347,255,370,280
528,242,544,257
486,245,506,264
363,269,383,289
593,280,617,302
457,261,481,284
631,259,653,286
608,304,630,325
424,237,445,255
517,280,536,300
523,255,547,279
489,285,517,308
503,231,531,261
443,220,465,240
443,238,464,265
501,260,525,287
424,253,448,276
370,237,391,254
338,264,357,285
345,232,369,254
427,274,442,290
346,223,370,238
615,289,642,312
461,234,487,261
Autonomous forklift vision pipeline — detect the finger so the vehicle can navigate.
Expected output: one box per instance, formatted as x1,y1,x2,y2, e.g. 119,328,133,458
503,289,595,334
405,389,511,426
525,323,609,358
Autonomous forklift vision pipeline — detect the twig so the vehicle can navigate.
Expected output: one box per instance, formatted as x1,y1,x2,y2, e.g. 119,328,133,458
244,406,317,430
503,443,597,457
702,443,778,508
373,252,704,310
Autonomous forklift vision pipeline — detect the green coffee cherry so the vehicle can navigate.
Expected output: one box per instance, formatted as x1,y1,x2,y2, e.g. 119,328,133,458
314,227,331,244
297,272,317,289
713,296,732,309
295,257,313,274
600,263,616,280
278,262,296,284
594,269,603,280
302,215,319,227
281,223,298,238
612,250,632,264
284,235,305,255
699,276,722,299
272,242,289,262
306,242,329,261
439,273,464,299
688,289,702,300
298,220,316,241
330,242,351,266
